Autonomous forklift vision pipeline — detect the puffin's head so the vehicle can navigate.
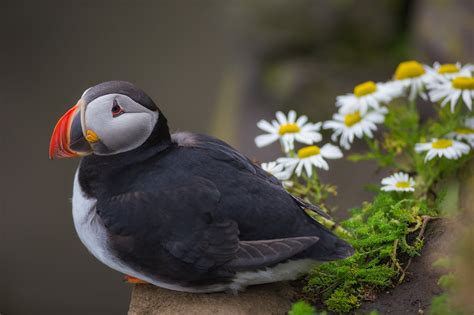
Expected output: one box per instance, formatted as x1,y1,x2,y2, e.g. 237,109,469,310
49,81,168,159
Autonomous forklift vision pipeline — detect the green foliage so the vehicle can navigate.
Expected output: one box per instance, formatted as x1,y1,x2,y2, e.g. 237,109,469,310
428,294,465,315
288,301,316,315
431,257,453,269
302,192,434,313
286,62,474,314
324,289,359,313
291,99,471,313
429,295,451,315
428,256,468,315
347,138,396,169
348,103,421,171
437,273,455,290
289,175,338,214
348,102,472,194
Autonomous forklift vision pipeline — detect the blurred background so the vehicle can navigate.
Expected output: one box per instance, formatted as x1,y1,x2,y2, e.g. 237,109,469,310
1,0,472,314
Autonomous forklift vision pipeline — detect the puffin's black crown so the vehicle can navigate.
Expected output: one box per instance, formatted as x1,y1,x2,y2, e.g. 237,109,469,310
83,81,158,111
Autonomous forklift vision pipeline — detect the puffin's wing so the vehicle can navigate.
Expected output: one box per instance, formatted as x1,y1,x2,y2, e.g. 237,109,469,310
96,176,318,272
173,132,279,184
228,236,319,270
290,195,332,219
175,132,331,219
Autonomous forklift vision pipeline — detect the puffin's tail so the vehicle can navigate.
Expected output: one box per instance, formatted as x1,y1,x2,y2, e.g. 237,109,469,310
304,222,354,261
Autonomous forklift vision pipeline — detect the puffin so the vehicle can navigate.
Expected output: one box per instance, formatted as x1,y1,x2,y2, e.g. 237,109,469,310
49,81,353,293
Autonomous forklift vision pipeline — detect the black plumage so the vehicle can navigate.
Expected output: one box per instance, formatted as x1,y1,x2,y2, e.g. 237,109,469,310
83,81,158,111
78,126,353,288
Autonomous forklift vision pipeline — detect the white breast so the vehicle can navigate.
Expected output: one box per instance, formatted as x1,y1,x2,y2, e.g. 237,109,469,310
72,170,137,277
72,170,217,292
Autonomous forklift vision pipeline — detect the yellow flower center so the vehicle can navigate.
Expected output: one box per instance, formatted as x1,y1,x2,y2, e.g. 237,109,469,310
394,61,426,80
432,139,453,149
395,181,411,189
354,81,377,97
455,127,474,135
437,63,459,74
278,123,300,135
452,77,474,90
297,145,321,159
344,111,362,127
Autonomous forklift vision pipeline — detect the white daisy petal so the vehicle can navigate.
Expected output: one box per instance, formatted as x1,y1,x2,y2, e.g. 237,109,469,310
295,161,304,177
288,110,296,123
294,133,313,144
324,107,386,150
296,115,308,126
271,120,280,129
309,156,323,169
425,149,437,161
441,95,451,107
261,161,291,181
462,90,472,110
428,75,474,111
255,134,279,147
303,159,313,177
380,172,415,192
416,138,471,162
276,111,287,124
282,143,343,176
381,177,396,185
315,156,329,170
320,143,343,159
257,120,277,133
300,131,322,143
255,110,324,150
450,90,462,111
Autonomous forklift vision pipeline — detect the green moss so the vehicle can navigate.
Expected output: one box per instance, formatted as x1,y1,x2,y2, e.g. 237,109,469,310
302,192,435,313
325,289,359,313
288,300,318,315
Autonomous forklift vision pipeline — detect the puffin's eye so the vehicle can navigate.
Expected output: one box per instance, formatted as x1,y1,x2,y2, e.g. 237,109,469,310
111,100,124,117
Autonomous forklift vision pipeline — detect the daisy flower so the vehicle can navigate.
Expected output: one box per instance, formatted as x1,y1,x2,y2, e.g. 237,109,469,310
255,110,322,152
447,117,474,147
428,76,474,111
381,172,415,192
336,81,403,114
277,144,343,177
323,107,388,150
391,60,432,101
415,138,470,162
426,62,473,83
261,161,291,181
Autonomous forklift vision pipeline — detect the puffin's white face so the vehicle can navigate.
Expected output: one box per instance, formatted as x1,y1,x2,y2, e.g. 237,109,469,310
83,93,159,155
49,81,163,159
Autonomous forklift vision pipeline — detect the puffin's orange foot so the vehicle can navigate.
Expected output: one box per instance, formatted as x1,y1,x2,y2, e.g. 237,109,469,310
123,275,148,284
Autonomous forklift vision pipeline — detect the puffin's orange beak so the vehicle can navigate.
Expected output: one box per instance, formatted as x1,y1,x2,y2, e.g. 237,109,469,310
49,100,92,159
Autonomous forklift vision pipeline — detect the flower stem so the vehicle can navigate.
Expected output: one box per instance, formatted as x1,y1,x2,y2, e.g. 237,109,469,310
409,99,417,113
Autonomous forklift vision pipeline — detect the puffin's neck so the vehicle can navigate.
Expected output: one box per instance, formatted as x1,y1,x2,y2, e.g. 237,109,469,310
142,110,171,149
78,112,173,198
